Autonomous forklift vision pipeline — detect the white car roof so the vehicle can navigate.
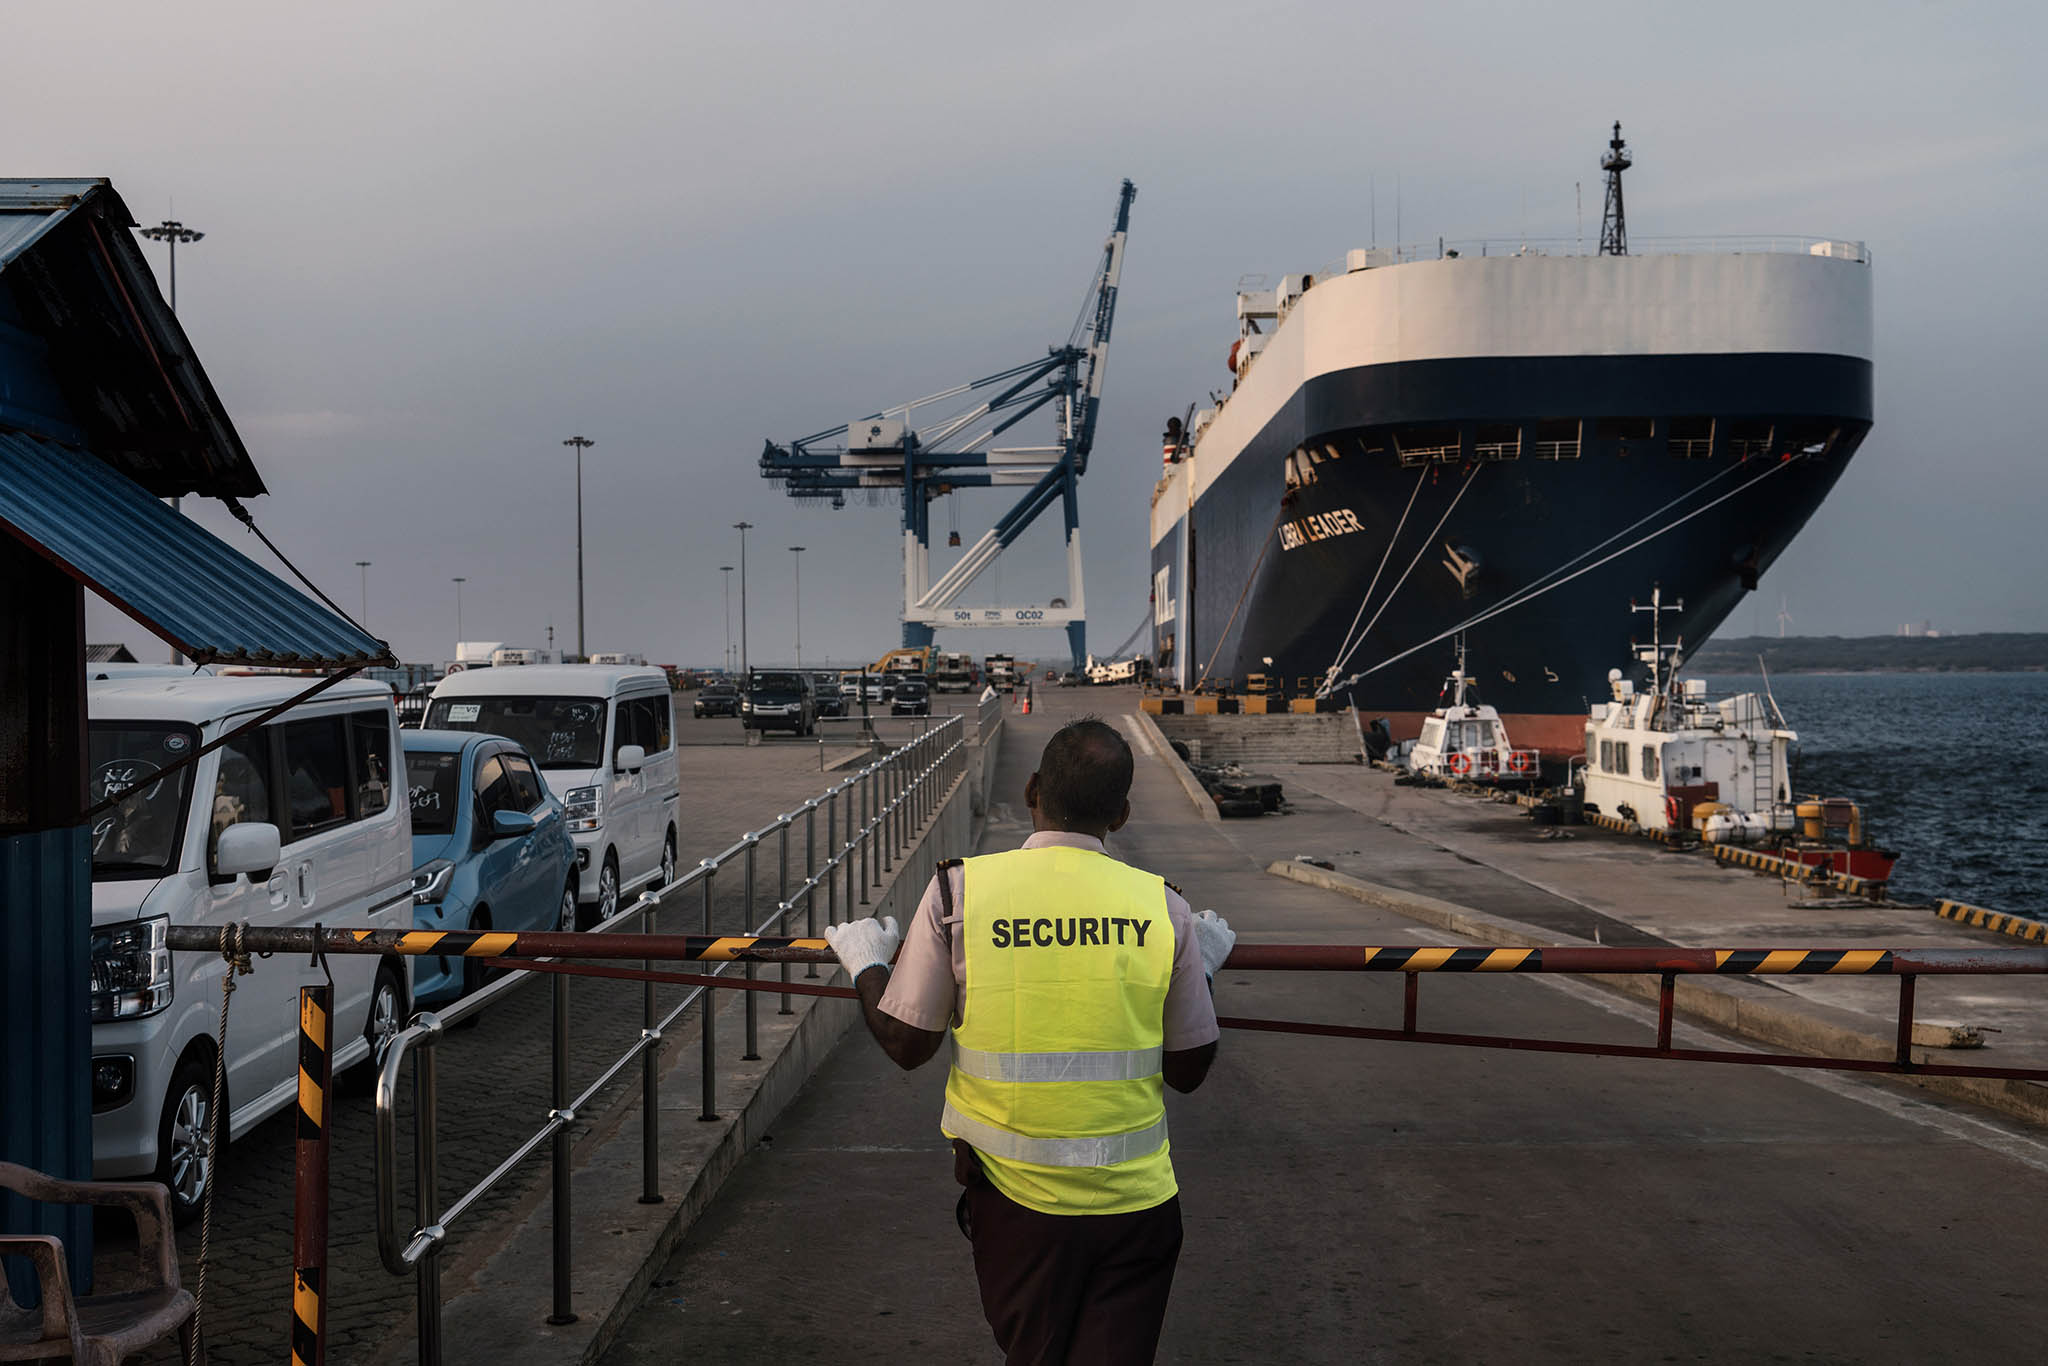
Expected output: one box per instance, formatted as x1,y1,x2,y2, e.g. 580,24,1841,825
87,675,396,725
431,664,668,698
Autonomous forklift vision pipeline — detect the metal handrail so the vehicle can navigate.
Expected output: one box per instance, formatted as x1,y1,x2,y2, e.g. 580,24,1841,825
374,715,972,1364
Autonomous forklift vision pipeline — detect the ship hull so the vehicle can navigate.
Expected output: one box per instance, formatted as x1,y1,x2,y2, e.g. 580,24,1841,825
1152,351,1872,751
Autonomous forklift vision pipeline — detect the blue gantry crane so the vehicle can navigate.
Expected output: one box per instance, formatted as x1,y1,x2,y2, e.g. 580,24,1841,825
758,179,1134,672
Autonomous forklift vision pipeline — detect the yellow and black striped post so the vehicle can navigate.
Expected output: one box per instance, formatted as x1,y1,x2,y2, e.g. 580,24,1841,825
292,983,332,1366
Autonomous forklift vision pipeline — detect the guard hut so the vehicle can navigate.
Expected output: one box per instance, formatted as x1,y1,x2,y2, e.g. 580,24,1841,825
0,178,389,1294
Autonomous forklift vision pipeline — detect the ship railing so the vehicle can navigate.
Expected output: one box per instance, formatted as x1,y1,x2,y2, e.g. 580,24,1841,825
1309,234,1870,283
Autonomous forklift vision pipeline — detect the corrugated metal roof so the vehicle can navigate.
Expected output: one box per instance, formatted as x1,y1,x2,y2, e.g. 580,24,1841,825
0,431,391,668
0,179,103,268
0,177,263,499
84,643,137,663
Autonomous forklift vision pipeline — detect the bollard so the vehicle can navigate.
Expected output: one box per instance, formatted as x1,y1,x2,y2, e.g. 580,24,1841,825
547,972,575,1325
699,862,719,1121
742,835,760,1061
291,984,332,1366
639,892,662,1206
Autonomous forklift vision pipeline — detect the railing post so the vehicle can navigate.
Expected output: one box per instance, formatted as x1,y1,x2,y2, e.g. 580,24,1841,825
806,801,821,978
699,861,720,1121
780,817,795,1011
743,836,761,1060
414,1025,445,1363
859,772,872,904
547,971,575,1325
881,759,896,875
825,792,839,934
639,891,662,1206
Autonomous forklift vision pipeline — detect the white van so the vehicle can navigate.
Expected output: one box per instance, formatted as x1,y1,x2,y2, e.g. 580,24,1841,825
85,676,414,1220
426,665,678,925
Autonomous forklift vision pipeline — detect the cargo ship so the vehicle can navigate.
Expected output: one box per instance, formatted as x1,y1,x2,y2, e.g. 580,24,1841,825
1148,125,1875,753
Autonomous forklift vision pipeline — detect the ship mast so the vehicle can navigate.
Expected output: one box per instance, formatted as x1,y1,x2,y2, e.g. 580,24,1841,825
1599,121,1631,257
1632,585,1684,710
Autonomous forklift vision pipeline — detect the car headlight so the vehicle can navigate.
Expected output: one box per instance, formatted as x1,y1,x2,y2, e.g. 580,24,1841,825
564,784,602,832
411,858,456,905
90,916,172,1021
741,700,753,713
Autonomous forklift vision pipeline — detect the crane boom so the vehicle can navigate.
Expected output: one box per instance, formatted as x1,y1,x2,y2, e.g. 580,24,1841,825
757,179,1135,671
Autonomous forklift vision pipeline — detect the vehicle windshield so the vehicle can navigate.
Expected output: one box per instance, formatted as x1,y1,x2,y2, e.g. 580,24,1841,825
896,681,928,697
425,696,605,768
405,750,463,836
88,723,199,879
703,682,737,696
751,673,805,697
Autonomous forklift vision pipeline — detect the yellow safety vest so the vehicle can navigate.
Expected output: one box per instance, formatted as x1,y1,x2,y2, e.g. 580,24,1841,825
941,845,1178,1215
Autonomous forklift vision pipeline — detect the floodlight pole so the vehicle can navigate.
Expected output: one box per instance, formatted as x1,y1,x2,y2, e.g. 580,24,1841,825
720,566,735,672
452,577,466,654
733,523,753,675
563,436,594,659
141,218,203,664
790,546,805,670
355,561,371,627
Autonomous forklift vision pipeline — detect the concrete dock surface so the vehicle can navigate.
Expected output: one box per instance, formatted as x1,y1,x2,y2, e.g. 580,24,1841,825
599,688,2048,1364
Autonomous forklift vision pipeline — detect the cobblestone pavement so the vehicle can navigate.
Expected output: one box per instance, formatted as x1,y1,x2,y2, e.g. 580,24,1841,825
120,731,941,1365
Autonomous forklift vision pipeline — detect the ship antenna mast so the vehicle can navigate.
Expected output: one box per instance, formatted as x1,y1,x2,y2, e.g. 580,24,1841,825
1599,121,1631,257
1632,584,1684,698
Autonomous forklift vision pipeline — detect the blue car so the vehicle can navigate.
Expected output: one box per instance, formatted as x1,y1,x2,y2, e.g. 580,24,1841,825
401,730,577,1005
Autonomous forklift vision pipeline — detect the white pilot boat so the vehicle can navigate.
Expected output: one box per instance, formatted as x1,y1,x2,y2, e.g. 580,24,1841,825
1407,642,1540,783
1580,587,1797,837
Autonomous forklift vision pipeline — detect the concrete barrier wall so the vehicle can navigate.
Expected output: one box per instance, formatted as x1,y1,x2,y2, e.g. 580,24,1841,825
1152,713,1360,766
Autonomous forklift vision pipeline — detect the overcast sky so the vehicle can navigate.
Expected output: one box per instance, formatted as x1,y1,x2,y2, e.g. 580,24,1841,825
18,0,2047,666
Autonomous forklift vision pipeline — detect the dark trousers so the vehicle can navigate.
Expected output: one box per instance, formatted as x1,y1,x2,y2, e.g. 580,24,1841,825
957,1153,1184,1366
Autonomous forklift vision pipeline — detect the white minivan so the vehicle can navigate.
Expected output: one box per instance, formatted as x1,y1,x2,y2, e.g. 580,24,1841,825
85,676,414,1220
426,665,679,925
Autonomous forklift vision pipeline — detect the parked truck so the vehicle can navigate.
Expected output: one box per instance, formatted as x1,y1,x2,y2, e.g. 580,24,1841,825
933,651,976,693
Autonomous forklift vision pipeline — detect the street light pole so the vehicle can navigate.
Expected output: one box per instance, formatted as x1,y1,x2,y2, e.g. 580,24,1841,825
355,561,372,627
789,546,805,670
452,577,466,656
141,218,203,665
563,436,594,660
719,566,735,673
733,523,753,676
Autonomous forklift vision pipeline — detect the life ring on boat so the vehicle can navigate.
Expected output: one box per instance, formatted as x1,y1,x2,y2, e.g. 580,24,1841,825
1447,752,1471,776
1508,751,1533,775
1664,795,1682,828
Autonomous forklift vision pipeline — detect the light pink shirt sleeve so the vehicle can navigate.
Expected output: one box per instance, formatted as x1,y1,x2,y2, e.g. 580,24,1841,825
876,868,963,1032
1160,886,1221,1052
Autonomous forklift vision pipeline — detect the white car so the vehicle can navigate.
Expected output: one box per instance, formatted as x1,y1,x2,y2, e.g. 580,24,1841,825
85,675,414,1221
427,665,679,925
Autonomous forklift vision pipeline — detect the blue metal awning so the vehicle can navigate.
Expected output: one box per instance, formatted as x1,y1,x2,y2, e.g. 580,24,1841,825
0,430,390,667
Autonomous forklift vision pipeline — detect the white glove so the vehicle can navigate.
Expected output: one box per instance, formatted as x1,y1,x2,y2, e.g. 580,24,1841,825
1192,909,1235,980
824,915,901,980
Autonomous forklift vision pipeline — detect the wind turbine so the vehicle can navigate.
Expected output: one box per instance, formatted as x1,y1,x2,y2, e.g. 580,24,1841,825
1775,595,1794,639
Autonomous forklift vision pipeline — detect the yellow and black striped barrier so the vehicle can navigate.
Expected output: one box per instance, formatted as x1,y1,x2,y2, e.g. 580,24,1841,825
1937,900,2048,944
335,928,831,962
292,983,331,1366
1349,944,1898,974
1714,844,1818,881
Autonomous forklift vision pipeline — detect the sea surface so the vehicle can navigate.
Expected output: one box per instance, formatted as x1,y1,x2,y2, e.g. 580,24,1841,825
1703,672,2048,913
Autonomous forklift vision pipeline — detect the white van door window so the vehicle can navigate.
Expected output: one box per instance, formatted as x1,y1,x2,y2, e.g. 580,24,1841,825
87,723,199,879
283,717,352,839
351,710,393,817
211,730,275,873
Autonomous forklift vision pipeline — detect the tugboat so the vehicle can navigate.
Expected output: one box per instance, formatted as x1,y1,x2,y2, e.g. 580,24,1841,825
1407,640,1540,784
1579,587,1898,882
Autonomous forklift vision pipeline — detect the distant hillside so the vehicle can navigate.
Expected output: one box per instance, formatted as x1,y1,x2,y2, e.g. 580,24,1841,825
1690,634,2048,673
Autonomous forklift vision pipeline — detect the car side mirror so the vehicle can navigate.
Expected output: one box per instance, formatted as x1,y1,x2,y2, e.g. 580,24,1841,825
615,743,646,774
491,809,537,841
215,822,281,878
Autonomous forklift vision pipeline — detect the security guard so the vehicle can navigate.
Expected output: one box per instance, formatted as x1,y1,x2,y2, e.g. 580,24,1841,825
825,719,1235,1365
